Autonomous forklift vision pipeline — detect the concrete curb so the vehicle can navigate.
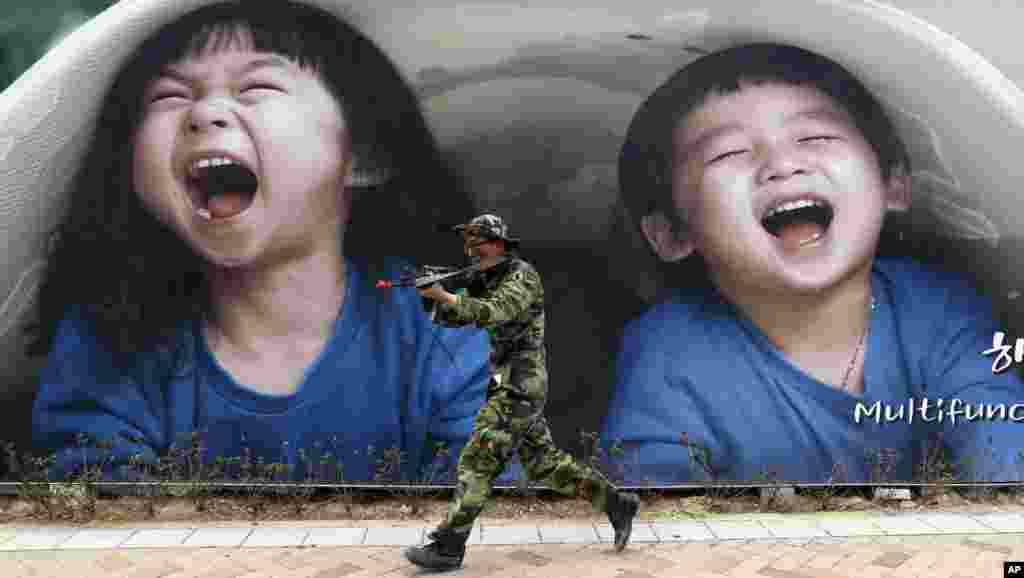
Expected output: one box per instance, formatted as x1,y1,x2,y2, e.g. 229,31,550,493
3,511,1024,551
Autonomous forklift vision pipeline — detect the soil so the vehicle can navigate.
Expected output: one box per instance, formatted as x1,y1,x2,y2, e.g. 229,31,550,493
3,486,1024,526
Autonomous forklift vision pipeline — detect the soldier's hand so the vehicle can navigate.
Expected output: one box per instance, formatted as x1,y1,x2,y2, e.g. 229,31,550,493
419,283,460,306
418,283,447,300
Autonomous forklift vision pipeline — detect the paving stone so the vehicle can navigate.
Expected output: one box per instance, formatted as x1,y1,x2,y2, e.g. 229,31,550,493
242,527,309,547
842,536,881,544
30,550,161,576
898,549,943,574
6,508,1024,577
602,546,678,574
871,550,914,568
184,527,254,548
960,533,1024,547
60,529,136,549
0,539,994,578
817,517,886,537
653,521,715,542
131,559,188,577
613,571,658,578
481,525,541,545
594,522,659,543
309,561,364,578
968,512,1024,532
94,551,138,572
698,551,744,573
505,548,554,567
537,524,598,544
294,547,377,573
121,528,195,548
873,515,937,535
362,526,423,546
758,569,814,578
873,534,952,546
302,527,367,546
705,520,773,540
778,538,815,546
2,527,78,550
808,536,850,544
961,536,1014,555
914,513,993,534
729,554,777,576
760,518,830,539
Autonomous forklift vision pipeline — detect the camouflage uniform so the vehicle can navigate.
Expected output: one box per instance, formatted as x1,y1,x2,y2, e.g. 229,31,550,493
430,230,615,535
405,215,637,570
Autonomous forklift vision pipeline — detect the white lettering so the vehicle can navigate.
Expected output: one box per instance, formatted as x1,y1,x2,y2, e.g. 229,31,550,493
946,399,964,425
982,331,1024,373
854,401,882,424
852,398,1022,426
987,404,1007,420
1010,404,1024,422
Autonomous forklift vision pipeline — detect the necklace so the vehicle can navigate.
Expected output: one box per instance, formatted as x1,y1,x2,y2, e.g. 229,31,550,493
840,295,876,392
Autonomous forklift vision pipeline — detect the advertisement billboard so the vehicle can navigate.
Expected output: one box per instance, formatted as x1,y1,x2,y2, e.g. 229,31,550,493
2,0,1024,487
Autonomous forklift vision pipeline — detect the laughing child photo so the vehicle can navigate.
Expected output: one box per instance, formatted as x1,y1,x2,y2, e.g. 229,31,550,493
26,0,491,482
602,43,1024,484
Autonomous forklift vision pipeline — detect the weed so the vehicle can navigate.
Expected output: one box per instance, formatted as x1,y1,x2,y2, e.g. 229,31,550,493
4,442,59,520
916,432,956,502
803,463,848,511
578,430,627,486
65,433,116,519
317,437,354,518
752,464,792,512
369,442,453,518
865,447,901,485
680,432,744,512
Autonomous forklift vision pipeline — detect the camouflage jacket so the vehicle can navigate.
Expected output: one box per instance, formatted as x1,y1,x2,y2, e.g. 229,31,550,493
435,256,545,367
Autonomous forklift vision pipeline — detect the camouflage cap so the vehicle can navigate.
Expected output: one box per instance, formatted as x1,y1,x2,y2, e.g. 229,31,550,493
453,214,520,247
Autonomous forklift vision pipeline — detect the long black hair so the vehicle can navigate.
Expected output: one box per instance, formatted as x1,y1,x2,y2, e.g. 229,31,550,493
26,1,475,370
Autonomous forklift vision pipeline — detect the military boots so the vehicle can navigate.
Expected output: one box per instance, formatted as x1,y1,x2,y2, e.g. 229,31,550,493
403,527,470,570
606,490,641,551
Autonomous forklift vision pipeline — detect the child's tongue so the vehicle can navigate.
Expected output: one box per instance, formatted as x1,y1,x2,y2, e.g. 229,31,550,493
207,191,248,219
778,221,825,252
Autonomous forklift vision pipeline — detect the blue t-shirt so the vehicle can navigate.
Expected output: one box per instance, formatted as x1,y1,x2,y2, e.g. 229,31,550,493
32,258,492,482
602,257,1024,484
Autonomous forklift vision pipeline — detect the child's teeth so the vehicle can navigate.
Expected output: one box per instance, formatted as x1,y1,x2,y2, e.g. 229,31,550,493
189,156,237,175
196,208,212,220
768,198,821,218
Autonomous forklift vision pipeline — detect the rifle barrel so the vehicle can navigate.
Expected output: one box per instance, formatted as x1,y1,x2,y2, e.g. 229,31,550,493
377,260,491,290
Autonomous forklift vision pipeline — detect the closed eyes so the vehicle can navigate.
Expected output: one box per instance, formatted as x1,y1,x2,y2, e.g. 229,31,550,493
149,90,188,104
705,135,840,165
147,84,284,105
241,83,284,93
798,135,840,143
707,149,748,164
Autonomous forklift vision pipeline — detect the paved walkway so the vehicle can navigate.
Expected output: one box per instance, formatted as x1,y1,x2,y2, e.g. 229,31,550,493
3,511,1024,576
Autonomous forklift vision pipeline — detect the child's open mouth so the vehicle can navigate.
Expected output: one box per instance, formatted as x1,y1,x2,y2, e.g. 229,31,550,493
187,157,258,221
760,197,834,252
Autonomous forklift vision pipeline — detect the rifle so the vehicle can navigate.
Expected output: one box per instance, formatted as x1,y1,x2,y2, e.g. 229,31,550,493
375,257,508,320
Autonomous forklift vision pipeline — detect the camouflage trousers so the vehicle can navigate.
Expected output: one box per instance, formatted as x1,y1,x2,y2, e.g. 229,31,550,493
438,351,614,534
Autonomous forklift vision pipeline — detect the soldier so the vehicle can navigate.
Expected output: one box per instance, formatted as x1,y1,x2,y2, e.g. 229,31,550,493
405,214,640,571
